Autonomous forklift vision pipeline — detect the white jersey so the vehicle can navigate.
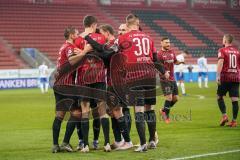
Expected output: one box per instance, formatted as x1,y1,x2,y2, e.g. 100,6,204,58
197,57,208,72
38,64,48,78
175,54,185,72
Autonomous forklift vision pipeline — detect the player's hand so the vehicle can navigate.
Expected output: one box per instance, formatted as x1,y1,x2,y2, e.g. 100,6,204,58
74,48,82,54
164,71,170,80
84,44,93,53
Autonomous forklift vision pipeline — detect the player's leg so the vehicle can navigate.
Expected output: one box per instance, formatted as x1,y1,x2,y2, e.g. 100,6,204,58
134,105,147,152
44,78,49,92
198,73,202,88
80,99,90,152
171,81,179,107
204,73,208,88
107,87,124,149
111,115,122,145
91,100,100,150
52,92,69,153
122,107,132,133
39,78,45,93
98,100,111,152
180,80,186,96
227,82,239,127
112,106,133,150
61,105,81,152
217,83,228,126
176,72,180,86
144,104,157,149
161,94,172,123
76,119,84,150
160,81,173,123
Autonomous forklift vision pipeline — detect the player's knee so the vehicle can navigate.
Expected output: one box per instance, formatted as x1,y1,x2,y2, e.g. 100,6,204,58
217,96,223,100
113,108,123,119
71,109,81,118
165,95,172,101
144,105,154,111
135,106,144,113
56,111,66,119
231,97,239,102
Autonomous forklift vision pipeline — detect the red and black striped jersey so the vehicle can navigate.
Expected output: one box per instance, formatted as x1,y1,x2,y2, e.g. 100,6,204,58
218,45,240,82
117,30,155,83
76,33,106,85
157,49,177,81
54,41,76,85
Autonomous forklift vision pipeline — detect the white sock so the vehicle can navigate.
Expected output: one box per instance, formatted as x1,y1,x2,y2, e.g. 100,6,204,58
40,83,44,93
204,77,208,88
180,83,185,94
198,77,202,88
45,83,49,92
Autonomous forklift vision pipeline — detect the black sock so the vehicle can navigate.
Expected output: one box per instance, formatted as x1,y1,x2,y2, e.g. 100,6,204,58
163,100,172,118
76,121,83,141
118,116,131,142
52,117,62,145
218,98,226,114
101,118,110,145
170,101,177,107
145,110,156,142
63,117,76,144
232,101,239,120
93,118,100,141
111,117,122,142
123,107,132,133
135,112,146,145
81,118,89,146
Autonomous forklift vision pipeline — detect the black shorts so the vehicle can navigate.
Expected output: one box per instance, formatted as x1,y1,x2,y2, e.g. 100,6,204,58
54,91,80,112
128,86,156,106
82,82,106,108
160,80,178,96
217,82,239,97
107,86,127,108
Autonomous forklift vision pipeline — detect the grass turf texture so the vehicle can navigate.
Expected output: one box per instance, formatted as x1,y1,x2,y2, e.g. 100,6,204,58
0,82,239,160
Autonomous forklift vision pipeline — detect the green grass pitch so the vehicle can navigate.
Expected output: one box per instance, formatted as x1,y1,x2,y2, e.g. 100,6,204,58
0,82,239,160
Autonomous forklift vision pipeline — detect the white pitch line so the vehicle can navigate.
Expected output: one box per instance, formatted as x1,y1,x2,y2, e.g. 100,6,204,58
167,149,240,160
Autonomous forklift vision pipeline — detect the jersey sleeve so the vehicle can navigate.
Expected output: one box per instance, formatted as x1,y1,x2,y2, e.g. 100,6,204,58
74,37,85,49
218,49,224,59
173,52,177,63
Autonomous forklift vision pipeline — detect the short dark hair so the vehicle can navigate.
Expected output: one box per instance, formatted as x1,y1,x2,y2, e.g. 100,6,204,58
161,37,169,41
64,26,76,40
224,34,234,44
99,24,115,35
183,50,189,54
126,14,139,26
83,15,98,28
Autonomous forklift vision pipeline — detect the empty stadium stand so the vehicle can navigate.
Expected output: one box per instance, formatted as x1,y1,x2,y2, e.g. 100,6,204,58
0,1,239,68
196,9,240,43
0,1,116,66
0,38,26,69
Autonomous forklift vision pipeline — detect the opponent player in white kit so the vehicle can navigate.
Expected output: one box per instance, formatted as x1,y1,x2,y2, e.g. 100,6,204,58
175,50,189,96
197,53,208,88
38,62,49,93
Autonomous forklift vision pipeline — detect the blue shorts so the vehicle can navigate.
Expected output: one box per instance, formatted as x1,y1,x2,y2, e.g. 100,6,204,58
198,72,207,77
176,72,184,81
40,77,48,83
